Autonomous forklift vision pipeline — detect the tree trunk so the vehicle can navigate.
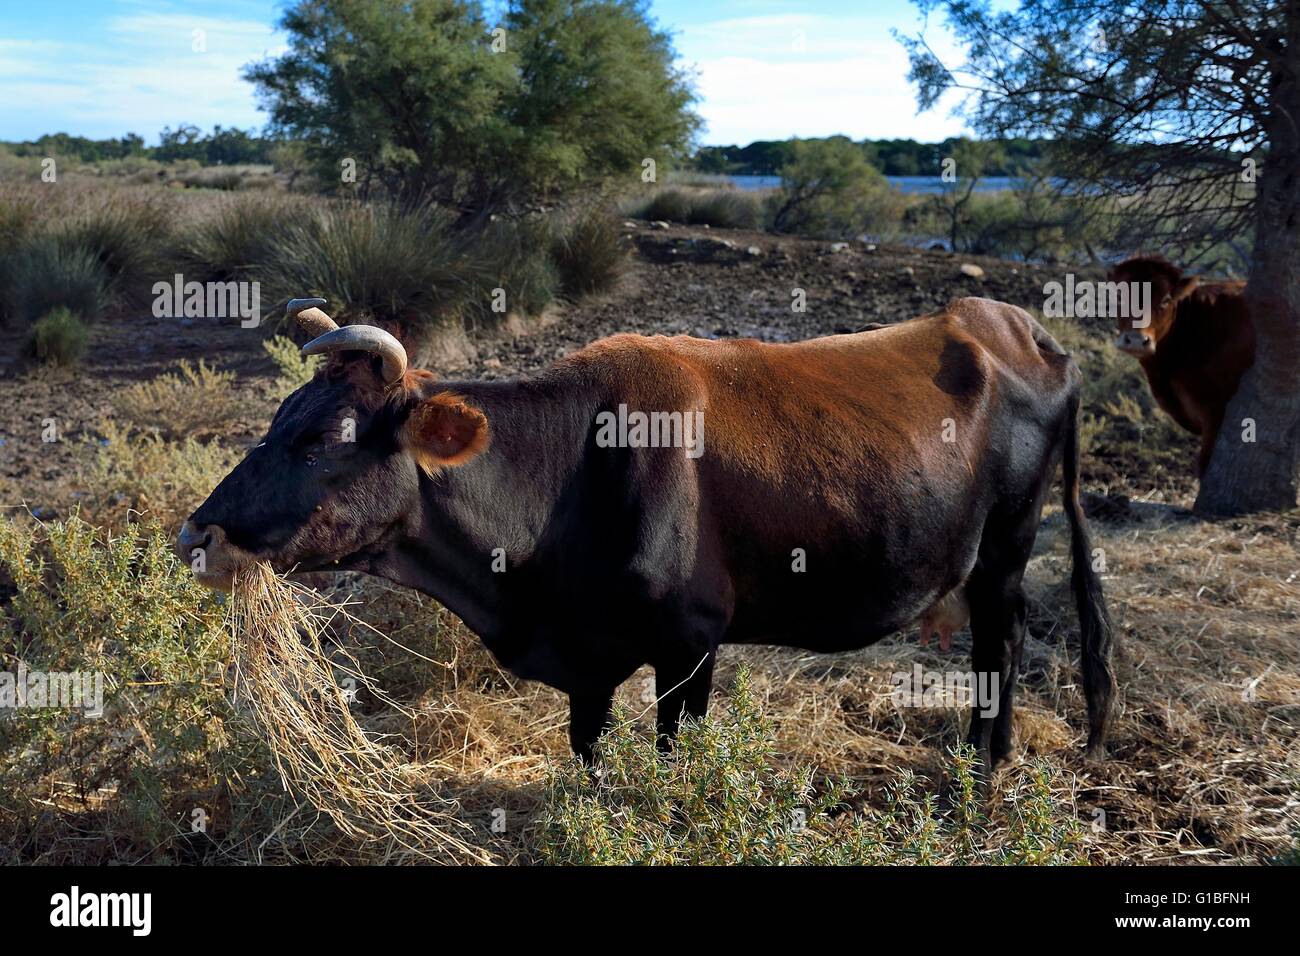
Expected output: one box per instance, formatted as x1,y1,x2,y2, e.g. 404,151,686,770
1195,7,1300,516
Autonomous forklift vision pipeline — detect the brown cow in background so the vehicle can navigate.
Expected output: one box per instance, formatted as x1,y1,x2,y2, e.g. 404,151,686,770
1109,256,1256,476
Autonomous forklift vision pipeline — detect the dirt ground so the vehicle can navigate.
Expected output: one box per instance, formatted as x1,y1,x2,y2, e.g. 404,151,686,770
2,222,1296,864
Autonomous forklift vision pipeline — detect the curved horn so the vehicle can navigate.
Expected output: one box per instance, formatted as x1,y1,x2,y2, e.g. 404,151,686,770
301,325,408,384
286,297,338,338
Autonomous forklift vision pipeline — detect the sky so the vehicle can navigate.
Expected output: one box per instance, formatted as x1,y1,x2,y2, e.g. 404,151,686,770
0,0,976,146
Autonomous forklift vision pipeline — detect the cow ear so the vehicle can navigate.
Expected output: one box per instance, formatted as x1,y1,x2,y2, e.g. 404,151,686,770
403,392,490,473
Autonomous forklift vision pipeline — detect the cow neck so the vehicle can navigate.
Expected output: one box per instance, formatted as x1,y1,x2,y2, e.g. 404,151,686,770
382,375,592,644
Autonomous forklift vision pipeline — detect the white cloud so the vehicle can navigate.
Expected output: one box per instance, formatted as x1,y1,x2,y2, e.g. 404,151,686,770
676,13,970,144
0,13,283,140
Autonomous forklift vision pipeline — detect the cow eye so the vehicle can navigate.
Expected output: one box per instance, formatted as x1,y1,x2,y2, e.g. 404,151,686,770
304,453,318,467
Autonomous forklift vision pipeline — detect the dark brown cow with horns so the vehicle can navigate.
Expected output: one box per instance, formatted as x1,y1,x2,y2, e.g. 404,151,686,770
178,295,1115,781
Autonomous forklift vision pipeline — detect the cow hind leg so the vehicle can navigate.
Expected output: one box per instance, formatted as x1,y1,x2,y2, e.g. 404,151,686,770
963,503,1041,787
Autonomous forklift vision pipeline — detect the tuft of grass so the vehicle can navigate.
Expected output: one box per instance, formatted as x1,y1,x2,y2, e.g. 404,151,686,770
627,187,763,229
1,237,112,327
263,201,471,343
55,192,175,301
114,359,247,441
25,307,89,366
263,334,322,399
180,193,302,282
462,218,560,324
549,205,629,300
540,667,1086,865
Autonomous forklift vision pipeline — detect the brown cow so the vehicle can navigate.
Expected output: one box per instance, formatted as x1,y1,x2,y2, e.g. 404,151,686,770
1109,256,1255,475
178,296,1115,783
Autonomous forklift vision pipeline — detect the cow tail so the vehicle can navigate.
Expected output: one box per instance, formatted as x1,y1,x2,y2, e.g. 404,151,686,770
1063,391,1114,758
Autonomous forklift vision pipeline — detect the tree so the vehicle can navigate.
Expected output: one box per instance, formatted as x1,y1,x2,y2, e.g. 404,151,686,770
902,0,1299,515
930,137,1005,251
243,0,698,217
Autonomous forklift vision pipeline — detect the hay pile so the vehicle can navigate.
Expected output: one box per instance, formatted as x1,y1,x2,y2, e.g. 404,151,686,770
229,562,490,864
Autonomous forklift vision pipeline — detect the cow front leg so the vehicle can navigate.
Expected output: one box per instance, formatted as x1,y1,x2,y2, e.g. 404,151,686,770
654,648,716,752
568,689,615,764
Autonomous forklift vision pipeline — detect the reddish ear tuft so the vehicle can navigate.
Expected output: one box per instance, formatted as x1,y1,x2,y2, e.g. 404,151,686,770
403,392,490,473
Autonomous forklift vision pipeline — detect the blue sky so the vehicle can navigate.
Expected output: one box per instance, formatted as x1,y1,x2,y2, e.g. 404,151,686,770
0,0,973,145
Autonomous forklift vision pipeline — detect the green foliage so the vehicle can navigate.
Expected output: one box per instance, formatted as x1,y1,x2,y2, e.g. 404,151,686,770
263,335,323,398
245,0,698,213
0,517,271,863
179,193,303,282
461,218,560,323
82,420,240,529
25,307,89,366
540,668,1086,865
114,360,247,441
548,205,629,299
1,237,112,328
53,193,175,301
769,138,905,238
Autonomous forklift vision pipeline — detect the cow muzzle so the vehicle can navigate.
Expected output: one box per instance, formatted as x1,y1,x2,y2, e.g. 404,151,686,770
176,520,254,591
1113,330,1155,357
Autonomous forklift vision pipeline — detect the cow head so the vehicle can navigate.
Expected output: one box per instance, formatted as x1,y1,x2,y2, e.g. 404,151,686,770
1107,255,1196,357
176,298,490,589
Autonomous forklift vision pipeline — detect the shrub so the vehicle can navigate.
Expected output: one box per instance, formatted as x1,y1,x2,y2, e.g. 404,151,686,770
114,359,247,441
633,187,694,223
540,667,1086,865
686,189,762,229
0,516,274,864
549,205,629,300
769,138,906,238
25,307,89,366
81,419,240,529
1,238,111,327
461,218,560,324
263,335,322,398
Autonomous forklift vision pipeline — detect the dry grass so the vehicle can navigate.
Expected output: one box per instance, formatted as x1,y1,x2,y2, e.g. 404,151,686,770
228,562,489,864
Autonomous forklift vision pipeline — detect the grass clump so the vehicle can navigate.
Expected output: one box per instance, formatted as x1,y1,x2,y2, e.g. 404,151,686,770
114,359,247,441
180,193,304,281
1,238,111,327
24,307,89,366
629,187,762,229
263,201,471,342
549,205,629,300
540,668,1086,865
55,192,174,301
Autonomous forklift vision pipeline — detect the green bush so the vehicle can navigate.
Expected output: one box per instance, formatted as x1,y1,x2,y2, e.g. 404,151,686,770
25,307,89,366
263,334,322,398
114,359,247,441
628,187,762,229
1,238,111,327
549,205,629,300
769,138,906,238
540,667,1086,865
180,194,302,282
0,517,274,863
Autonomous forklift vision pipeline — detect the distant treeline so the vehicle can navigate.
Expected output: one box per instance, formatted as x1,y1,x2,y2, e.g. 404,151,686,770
2,125,276,166
693,136,1047,178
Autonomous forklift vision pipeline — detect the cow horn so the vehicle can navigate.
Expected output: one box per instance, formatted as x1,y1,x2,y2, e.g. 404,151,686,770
286,297,338,338
301,325,408,384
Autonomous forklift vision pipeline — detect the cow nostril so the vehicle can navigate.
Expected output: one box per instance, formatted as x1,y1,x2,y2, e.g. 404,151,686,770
177,522,214,554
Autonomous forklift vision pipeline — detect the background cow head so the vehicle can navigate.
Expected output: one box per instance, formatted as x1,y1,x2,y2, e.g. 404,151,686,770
176,299,490,589
1108,255,1196,357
